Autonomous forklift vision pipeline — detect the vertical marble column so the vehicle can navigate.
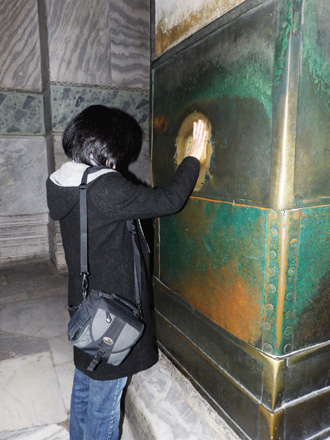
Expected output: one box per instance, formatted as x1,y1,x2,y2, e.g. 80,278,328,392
44,0,151,269
0,0,49,265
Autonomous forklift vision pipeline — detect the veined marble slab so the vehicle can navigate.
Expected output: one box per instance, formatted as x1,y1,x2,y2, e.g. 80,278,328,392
0,353,67,431
47,0,112,86
0,137,48,215
0,0,42,91
0,425,69,440
110,0,150,89
46,0,149,89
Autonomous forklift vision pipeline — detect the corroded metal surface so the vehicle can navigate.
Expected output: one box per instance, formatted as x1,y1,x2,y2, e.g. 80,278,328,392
154,280,330,440
152,0,275,205
157,198,268,345
155,0,248,57
151,0,330,355
151,0,330,438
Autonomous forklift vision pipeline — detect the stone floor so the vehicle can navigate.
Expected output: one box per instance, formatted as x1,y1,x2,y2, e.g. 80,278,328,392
0,260,242,440
0,260,134,440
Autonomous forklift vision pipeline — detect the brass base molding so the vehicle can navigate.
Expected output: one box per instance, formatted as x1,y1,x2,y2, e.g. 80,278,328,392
154,278,330,440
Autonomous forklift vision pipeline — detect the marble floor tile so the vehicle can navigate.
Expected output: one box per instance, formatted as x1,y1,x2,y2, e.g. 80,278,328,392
0,296,68,339
0,331,49,361
0,261,56,284
55,362,75,412
0,425,69,440
0,353,67,431
49,334,72,366
0,290,30,305
0,276,67,301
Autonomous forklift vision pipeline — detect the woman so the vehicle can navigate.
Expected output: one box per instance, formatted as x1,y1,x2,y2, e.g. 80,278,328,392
47,105,206,440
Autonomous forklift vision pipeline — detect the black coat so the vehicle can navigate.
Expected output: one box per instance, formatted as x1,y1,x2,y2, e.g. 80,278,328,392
46,157,200,380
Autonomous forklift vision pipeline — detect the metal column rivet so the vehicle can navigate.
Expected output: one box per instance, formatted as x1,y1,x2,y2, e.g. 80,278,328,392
263,343,273,353
270,228,279,236
284,327,292,336
290,238,298,247
264,322,271,331
267,284,276,294
288,267,296,276
266,303,274,311
268,267,276,277
284,344,292,353
269,250,277,259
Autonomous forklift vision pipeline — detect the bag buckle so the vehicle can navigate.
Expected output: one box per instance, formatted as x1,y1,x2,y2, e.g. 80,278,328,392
87,350,104,372
82,273,89,299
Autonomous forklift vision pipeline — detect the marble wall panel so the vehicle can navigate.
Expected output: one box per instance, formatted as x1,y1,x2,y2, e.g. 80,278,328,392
50,84,149,132
48,218,67,271
46,0,113,87
52,135,67,170
0,214,49,265
0,137,48,215
0,0,42,91
110,0,150,89
0,91,44,135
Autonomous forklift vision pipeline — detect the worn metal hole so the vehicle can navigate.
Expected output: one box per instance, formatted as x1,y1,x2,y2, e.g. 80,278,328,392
175,111,213,191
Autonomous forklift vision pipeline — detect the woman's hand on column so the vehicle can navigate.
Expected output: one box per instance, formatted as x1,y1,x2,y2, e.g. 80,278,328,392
187,119,207,162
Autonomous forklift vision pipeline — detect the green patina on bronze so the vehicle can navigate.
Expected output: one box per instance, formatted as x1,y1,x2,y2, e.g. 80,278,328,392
294,206,330,349
158,198,268,345
273,0,291,86
152,0,330,437
302,1,330,104
156,201,330,354
293,0,330,205
152,2,275,205
152,0,330,358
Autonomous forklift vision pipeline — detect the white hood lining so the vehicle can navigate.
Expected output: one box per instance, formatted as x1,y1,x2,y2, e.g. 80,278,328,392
50,162,116,187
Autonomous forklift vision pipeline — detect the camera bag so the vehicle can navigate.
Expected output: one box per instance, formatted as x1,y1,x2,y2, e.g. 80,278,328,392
68,167,145,372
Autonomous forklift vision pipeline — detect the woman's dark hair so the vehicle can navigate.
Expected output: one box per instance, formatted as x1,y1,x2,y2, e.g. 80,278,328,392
62,105,142,168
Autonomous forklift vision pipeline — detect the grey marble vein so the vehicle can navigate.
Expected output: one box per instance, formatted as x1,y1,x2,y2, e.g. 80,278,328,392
0,0,42,91
46,0,113,86
110,0,150,89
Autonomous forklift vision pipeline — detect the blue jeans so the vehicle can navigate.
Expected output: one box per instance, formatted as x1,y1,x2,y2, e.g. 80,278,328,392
70,368,128,440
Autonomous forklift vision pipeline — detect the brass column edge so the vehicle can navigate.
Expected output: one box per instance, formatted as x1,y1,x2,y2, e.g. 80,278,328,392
270,1,303,210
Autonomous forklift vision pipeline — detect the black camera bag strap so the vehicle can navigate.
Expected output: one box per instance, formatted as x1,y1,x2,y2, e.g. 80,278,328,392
79,166,143,315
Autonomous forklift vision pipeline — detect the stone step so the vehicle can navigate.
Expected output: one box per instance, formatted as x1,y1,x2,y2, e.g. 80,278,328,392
125,352,241,440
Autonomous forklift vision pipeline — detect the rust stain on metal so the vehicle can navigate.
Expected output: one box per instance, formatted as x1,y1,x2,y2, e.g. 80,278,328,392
167,198,266,344
181,262,263,344
153,115,169,133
